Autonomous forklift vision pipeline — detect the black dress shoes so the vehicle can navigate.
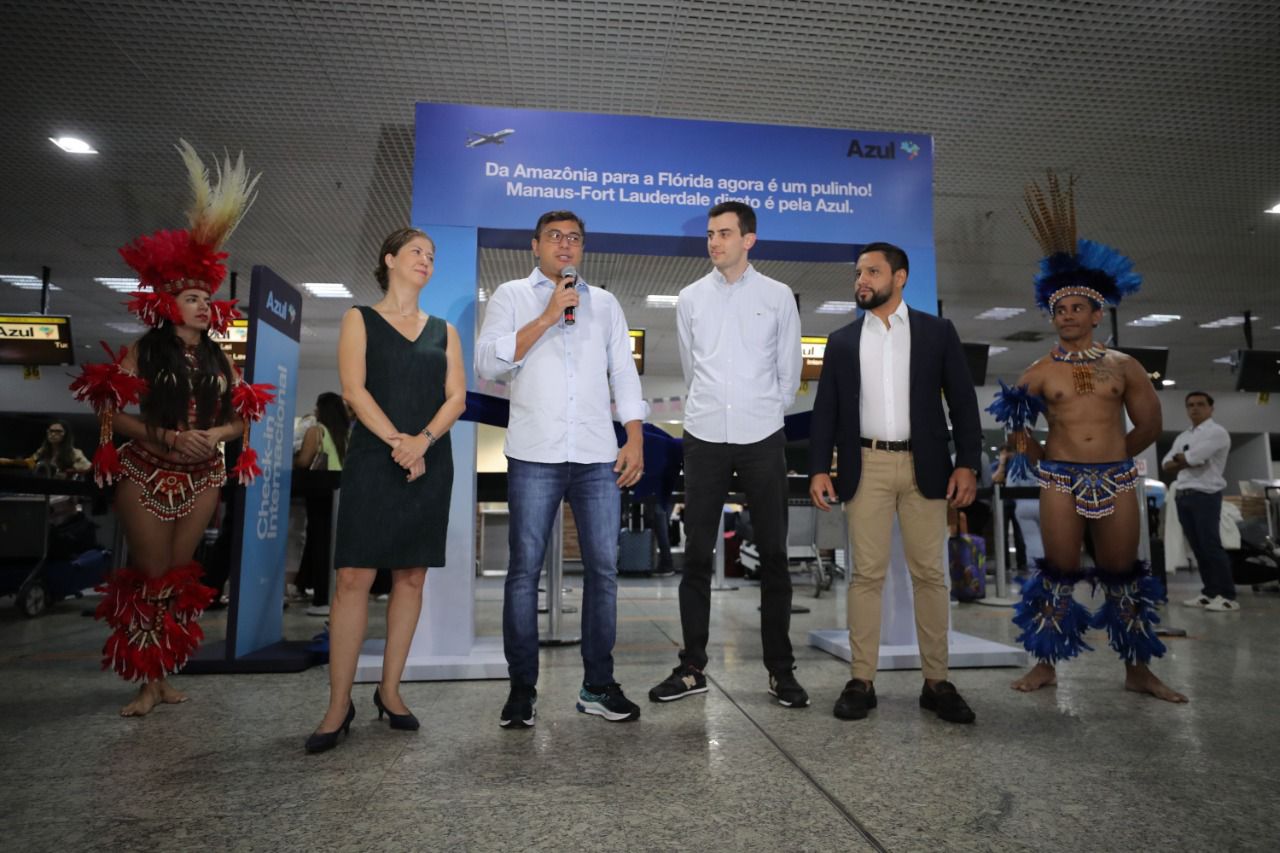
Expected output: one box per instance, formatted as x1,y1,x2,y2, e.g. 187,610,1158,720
920,680,976,724
305,701,355,753
374,686,420,731
833,679,877,720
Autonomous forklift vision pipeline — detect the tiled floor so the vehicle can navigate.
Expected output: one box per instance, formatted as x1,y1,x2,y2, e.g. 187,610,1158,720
2,567,1277,852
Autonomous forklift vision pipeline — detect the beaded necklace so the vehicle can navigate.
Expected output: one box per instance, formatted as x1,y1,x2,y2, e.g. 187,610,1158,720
1051,344,1106,394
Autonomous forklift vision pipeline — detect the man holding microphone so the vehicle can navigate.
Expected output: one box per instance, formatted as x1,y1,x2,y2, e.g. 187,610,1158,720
477,210,648,728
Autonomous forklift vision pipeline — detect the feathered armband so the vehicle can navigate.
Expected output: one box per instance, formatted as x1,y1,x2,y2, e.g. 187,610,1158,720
228,379,277,485
69,342,150,485
986,380,1047,481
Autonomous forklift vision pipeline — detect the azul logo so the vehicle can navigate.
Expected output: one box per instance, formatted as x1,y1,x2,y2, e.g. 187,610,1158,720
900,141,920,160
265,291,297,325
846,139,897,159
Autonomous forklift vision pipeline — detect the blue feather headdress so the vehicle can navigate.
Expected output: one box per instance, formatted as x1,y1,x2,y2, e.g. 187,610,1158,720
1024,173,1143,313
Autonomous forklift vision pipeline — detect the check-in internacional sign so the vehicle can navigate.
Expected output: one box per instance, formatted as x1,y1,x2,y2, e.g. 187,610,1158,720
412,103,934,255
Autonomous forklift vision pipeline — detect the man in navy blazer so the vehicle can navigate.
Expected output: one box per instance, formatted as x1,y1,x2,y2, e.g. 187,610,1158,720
809,242,982,724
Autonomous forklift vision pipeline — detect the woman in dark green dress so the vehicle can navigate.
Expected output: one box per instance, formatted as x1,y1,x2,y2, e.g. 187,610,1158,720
306,228,466,753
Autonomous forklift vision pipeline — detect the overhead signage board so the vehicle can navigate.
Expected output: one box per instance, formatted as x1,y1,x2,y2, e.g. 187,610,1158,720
0,315,74,365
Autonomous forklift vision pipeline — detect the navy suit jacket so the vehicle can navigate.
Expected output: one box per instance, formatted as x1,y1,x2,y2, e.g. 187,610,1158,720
808,307,982,502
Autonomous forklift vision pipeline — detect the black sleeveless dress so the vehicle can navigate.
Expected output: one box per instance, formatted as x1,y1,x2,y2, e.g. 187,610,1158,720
333,307,453,569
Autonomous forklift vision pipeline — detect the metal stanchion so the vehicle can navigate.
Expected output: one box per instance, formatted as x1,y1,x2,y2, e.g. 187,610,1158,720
539,501,580,646
978,484,1019,606
710,510,738,592
1142,478,1187,638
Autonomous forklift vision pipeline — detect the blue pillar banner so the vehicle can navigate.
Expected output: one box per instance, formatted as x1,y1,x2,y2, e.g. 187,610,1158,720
227,265,301,659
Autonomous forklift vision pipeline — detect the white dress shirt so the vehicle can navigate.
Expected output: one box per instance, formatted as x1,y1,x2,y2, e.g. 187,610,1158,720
677,264,802,444
1163,417,1231,494
858,300,912,441
475,268,647,464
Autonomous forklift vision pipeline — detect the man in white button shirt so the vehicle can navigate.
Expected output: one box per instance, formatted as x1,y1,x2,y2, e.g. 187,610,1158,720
1163,391,1238,611
476,210,647,728
809,242,982,724
648,202,808,708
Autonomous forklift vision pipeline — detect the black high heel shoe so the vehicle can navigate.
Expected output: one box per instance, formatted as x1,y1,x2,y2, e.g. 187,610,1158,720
305,701,355,753
374,686,420,731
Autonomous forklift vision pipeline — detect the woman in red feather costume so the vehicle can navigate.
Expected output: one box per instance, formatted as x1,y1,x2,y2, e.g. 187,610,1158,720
72,141,272,716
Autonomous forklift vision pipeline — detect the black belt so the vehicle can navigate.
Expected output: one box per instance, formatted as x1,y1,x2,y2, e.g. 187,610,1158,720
861,437,911,452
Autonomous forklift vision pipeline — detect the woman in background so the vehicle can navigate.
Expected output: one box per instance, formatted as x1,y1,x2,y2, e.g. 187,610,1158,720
0,420,92,478
293,391,350,614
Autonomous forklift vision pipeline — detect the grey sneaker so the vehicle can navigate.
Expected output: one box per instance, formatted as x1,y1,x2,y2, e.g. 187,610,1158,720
648,664,708,702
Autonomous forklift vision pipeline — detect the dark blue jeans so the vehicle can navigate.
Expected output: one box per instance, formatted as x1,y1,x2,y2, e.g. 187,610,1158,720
504,458,621,688
1175,490,1236,600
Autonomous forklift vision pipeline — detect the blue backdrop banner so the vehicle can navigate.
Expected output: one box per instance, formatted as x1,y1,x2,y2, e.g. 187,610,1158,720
413,102,936,302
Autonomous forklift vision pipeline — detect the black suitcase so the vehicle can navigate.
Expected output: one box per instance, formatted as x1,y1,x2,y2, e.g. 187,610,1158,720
618,529,655,574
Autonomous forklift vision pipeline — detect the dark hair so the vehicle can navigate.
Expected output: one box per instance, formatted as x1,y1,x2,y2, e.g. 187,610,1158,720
708,201,757,235
374,228,434,292
859,242,910,276
532,211,586,241
1185,391,1215,406
314,392,350,464
136,325,235,433
36,419,77,471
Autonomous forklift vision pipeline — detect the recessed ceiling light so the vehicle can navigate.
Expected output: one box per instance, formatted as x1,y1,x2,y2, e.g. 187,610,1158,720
1127,314,1181,327
645,295,678,307
815,300,857,314
301,282,352,298
1199,314,1258,329
1265,202,1280,214
50,136,98,154
96,277,141,292
1,274,61,290
987,346,1009,355
1212,354,1236,365
1161,379,1176,386
975,307,1025,320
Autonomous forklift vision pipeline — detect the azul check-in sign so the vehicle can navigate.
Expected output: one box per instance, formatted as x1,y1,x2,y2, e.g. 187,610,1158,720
412,103,934,248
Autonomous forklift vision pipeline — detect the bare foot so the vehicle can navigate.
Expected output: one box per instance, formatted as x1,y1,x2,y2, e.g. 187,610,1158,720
120,682,162,717
1124,664,1189,703
1011,662,1058,692
155,679,189,705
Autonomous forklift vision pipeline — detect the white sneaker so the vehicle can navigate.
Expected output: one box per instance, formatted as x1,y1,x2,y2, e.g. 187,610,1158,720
1204,596,1240,612
1181,594,1211,608
306,604,330,616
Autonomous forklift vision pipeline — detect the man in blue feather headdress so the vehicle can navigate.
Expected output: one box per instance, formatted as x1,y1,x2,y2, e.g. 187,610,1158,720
990,172,1186,703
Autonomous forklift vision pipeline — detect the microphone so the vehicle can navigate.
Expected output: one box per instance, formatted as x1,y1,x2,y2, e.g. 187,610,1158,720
561,265,578,326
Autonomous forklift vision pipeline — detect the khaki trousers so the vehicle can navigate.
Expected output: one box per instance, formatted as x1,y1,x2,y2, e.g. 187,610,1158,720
844,448,950,682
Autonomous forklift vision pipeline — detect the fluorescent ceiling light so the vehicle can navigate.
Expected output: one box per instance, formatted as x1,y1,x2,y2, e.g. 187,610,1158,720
96,277,141,292
987,346,1009,355
1199,314,1258,329
1265,202,1280,214
1,274,61,290
50,136,98,154
974,307,1025,320
106,321,146,335
301,282,352,298
1161,379,1176,386
1212,355,1236,365
645,295,679,307
815,300,857,314
1127,314,1181,327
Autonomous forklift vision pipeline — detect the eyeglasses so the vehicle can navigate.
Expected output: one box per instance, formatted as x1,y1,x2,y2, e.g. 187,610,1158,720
540,229,583,245
47,428,65,434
